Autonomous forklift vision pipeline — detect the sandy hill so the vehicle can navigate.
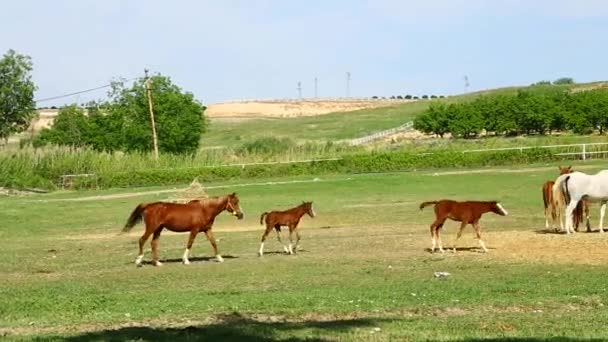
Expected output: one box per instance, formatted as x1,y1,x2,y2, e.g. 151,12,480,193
28,99,409,132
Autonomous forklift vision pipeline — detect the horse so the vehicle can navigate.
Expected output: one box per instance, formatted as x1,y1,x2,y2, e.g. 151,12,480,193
419,200,508,253
122,193,244,266
258,201,316,256
553,170,608,234
542,165,590,233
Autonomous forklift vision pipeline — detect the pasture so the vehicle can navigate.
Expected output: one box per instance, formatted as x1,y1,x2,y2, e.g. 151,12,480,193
2,162,608,341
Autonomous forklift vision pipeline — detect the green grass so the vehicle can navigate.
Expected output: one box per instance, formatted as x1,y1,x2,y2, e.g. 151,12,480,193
2,161,608,341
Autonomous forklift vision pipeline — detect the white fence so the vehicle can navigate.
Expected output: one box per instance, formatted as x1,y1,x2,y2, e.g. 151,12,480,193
348,121,414,146
460,142,608,160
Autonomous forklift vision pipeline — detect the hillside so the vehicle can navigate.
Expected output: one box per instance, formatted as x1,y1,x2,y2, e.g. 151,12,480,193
18,81,608,148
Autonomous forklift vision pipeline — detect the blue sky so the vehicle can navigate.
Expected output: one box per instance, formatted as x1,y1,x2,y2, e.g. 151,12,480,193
1,0,607,106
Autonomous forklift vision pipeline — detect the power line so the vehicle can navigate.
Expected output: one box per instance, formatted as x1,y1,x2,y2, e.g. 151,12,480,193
35,77,139,103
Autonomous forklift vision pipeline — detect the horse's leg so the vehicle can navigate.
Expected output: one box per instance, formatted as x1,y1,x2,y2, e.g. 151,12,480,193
204,230,223,262
259,225,273,256
585,202,591,232
436,223,445,253
287,225,296,255
136,228,154,267
430,217,446,253
294,229,302,253
599,201,607,233
564,200,579,234
544,203,550,230
551,203,558,232
151,229,163,267
182,229,199,265
453,222,467,253
275,225,289,254
473,223,488,253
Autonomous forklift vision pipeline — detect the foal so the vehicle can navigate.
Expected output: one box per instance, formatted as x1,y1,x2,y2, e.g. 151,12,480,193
122,193,244,266
258,201,316,256
420,200,508,253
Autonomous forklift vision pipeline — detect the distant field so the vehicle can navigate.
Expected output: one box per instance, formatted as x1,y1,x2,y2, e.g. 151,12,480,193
3,161,608,340
202,101,427,147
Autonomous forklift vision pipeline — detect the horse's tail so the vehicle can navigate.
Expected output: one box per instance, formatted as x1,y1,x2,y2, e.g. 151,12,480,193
419,201,438,211
122,203,148,233
562,175,572,205
552,174,572,218
260,212,268,225
542,182,552,209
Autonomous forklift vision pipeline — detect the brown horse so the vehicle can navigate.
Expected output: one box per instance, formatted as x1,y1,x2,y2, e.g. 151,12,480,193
122,193,244,266
543,165,590,232
258,201,316,256
420,200,508,253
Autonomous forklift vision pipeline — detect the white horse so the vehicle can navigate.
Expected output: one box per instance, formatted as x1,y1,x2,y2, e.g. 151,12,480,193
553,170,608,234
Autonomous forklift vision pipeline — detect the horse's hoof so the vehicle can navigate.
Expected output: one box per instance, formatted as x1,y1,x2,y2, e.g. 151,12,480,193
154,261,163,267
216,256,224,263
183,260,191,265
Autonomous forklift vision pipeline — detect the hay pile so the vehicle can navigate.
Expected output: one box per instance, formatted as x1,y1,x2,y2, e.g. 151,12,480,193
165,178,209,203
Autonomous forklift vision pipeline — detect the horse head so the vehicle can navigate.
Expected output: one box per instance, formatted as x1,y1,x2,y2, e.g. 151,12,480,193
226,192,244,219
489,201,509,216
302,201,316,218
558,165,573,175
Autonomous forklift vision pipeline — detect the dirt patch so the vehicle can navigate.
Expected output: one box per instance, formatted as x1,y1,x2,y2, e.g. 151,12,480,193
484,230,608,265
205,99,412,118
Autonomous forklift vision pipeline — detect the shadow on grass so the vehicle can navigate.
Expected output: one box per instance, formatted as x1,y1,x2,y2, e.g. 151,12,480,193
138,255,239,266
460,339,606,342
535,228,596,235
34,313,380,342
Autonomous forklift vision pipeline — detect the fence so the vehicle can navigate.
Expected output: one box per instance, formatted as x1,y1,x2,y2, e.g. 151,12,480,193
460,143,608,160
348,121,414,146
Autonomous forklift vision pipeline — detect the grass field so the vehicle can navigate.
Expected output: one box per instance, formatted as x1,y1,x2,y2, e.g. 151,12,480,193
3,162,608,341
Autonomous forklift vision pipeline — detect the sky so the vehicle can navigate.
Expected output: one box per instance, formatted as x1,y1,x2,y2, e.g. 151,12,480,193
1,0,607,106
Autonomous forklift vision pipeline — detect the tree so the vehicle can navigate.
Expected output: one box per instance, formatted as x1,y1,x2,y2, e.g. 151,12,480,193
0,50,37,142
35,74,207,154
414,102,450,137
33,105,91,147
108,75,207,154
553,77,574,85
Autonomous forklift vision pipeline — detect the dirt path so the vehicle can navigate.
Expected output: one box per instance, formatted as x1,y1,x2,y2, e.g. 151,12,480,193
33,178,352,203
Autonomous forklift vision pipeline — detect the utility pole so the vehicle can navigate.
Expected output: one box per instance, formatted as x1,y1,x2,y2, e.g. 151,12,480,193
346,72,351,97
297,81,302,98
314,77,318,98
144,69,159,160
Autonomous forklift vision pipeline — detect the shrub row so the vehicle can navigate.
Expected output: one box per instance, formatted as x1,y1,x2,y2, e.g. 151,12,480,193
1,148,561,190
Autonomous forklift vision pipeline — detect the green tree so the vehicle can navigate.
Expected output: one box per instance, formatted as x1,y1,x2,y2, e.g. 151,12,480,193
553,77,574,85
413,102,450,137
33,105,91,148
107,75,206,154
0,50,37,142
447,102,483,138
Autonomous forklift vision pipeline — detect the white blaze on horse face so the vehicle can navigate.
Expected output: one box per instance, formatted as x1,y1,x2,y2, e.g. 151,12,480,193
497,203,508,216
311,205,316,217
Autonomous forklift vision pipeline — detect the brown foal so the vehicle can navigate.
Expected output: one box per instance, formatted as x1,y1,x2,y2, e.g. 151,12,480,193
420,200,508,253
258,201,316,256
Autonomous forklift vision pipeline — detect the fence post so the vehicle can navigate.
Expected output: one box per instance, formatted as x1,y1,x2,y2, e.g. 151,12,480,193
582,144,587,161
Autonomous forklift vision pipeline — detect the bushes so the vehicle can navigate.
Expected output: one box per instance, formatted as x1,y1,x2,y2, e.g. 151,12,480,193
0,147,561,190
238,137,296,155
